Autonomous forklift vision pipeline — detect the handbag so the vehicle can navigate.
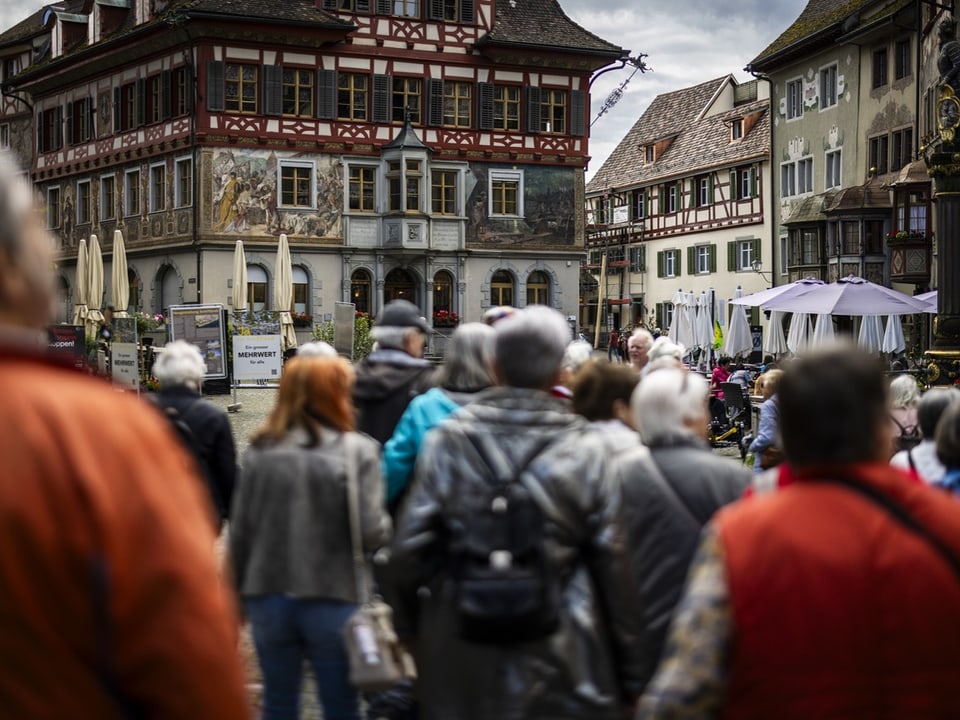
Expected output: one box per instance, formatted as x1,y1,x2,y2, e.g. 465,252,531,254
341,435,416,693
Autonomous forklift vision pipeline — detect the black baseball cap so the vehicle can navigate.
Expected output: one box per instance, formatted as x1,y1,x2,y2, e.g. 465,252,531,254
378,299,431,333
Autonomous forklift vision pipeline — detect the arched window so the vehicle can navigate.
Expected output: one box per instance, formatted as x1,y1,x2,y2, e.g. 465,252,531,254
433,270,453,313
351,269,372,315
526,270,549,306
292,266,309,315
247,264,268,311
385,268,417,304
127,268,140,314
491,270,514,307
159,266,180,312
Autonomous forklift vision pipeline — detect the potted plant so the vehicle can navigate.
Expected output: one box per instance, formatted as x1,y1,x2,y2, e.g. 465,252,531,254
432,309,459,328
291,311,314,328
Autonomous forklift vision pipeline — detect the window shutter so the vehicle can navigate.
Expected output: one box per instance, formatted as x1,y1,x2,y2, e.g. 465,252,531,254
460,0,474,23
656,250,664,278
709,243,717,273
707,174,714,204
426,78,444,126
136,79,146,126
86,97,95,140
750,166,757,197
525,86,541,133
161,70,172,120
262,65,283,116
658,186,664,214
322,0,336,8
356,0,371,11
679,181,686,210
656,302,663,328
428,0,443,20
687,246,696,275
206,61,224,112
65,101,74,146
644,191,650,218
570,89,586,137
752,237,762,263
639,244,646,271
729,170,738,201
672,249,681,276
372,74,391,123
54,106,63,149
316,69,337,119
113,87,121,131
375,0,391,13
727,240,737,271
37,111,44,153
477,82,494,130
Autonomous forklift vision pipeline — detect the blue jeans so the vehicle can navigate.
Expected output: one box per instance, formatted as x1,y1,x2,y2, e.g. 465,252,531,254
245,595,359,720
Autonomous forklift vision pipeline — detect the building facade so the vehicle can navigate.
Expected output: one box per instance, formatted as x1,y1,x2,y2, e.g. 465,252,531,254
0,0,624,342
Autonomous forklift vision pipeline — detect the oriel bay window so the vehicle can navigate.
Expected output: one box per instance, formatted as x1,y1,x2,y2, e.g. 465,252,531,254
349,166,376,212
387,159,422,212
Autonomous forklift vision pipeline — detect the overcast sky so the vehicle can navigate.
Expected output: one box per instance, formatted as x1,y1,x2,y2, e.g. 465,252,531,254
1,0,807,180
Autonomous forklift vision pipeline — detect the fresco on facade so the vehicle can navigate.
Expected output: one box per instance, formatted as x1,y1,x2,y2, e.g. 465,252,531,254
466,164,576,248
210,149,342,239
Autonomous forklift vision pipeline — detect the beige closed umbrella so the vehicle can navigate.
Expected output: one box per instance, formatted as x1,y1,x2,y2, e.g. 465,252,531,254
73,238,89,331
275,233,297,351
87,234,104,338
232,240,248,313
110,229,129,318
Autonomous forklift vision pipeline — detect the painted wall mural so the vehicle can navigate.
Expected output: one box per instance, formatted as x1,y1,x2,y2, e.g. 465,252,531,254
209,149,343,239
466,164,577,248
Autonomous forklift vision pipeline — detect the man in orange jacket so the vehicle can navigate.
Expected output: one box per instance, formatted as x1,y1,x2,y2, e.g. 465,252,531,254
0,151,250,719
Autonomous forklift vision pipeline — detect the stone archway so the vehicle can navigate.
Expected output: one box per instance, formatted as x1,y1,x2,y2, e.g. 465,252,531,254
384,267,418,306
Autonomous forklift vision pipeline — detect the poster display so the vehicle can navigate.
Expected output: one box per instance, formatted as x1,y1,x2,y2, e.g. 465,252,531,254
168,304,227,379
111,317,139,391
233,311,282,386
47,325,86,369
334,302,356,359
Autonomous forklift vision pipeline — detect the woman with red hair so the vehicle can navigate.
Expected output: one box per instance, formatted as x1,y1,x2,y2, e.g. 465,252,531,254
230,356,391,720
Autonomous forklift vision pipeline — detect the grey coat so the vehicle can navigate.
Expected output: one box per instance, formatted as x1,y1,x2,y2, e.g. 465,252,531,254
388,387,649,720
612,435,749,689
230,427,391,603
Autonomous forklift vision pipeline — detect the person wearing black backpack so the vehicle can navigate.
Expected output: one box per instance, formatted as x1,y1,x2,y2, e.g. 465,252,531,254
388,305,648,720
152,340,237,529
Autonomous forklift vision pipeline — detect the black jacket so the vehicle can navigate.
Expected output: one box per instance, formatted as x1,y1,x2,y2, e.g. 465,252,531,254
352,349,435,445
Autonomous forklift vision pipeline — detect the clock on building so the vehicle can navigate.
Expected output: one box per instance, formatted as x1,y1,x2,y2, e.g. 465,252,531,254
939,87,960,142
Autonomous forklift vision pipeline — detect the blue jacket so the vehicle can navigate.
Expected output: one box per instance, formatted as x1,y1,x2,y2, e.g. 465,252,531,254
748,395,780,474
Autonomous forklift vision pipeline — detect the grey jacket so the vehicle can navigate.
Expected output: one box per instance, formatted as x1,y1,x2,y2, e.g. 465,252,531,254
230,427,391,603
389,387,649,720
612,435,749,689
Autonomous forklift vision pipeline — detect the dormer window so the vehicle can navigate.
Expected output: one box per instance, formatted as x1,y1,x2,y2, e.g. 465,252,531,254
644,146,654,164
731,118,744,141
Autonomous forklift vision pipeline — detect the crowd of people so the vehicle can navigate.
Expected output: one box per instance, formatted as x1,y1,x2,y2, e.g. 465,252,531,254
5,147,960,720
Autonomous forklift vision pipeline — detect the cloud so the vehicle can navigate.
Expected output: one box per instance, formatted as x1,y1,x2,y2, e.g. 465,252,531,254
0,0,43,31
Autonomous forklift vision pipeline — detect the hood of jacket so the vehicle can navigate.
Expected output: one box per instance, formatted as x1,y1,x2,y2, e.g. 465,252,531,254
353,349,434,402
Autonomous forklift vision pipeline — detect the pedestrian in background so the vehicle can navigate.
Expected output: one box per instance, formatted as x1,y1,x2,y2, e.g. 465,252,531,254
607,327,621,362
935,397,960,494
889,373,921,453
627,327,655,372
571,359,640,453
891,387,959,484
231,355,391,720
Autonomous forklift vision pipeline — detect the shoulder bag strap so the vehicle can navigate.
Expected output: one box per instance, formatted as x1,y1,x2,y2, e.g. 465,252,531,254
808,475,960,586
631,447,701,531
343,434,371,604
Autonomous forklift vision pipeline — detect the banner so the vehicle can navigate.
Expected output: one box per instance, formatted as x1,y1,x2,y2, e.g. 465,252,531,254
233,335,283,384
168,304,227,379
111,317,139,392
47,325,85,369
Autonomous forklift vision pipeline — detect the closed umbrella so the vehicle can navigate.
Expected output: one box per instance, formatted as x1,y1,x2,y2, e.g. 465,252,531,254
87,234,104,338
668,288,685,344
110,229,129,318
786,312,812,355
881,315,906,355
723,287,753,358
73,238,89,331
679,291,697,359
857,315,884,354
232,240,248,313
763,310,789,356
274,233,297,351
763,276,930,315
695,291,714,352
810,313,835,348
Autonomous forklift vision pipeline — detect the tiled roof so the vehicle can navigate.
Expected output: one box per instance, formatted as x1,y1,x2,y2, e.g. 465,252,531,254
479,0,622,57
0,3,73,50
782,192,836,224
183,0,349,26
748,0,870,71
588,77,770,193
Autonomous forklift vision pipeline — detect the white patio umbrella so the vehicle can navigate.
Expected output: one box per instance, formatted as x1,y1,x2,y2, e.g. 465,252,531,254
916,289,938,314
857,315,884,354
763,276,930,316
695,291,714,351
810,313,835,349
723,287,753,358
232,240,248,313
275,233,297,351
786,312,812,355
668,288,685,344
72,238,89,331
729,276,826,308
86,234,104,338
680,291,698,359
763,310,789,356
110,229,129,318
881,315,906,355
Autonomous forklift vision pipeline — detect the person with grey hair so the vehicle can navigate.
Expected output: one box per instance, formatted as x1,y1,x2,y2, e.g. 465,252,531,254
389,305,647,719
296,340,338,358
627,327,655,371
383,322,495,512
552,338,595,399
640,336,686,377
0,152,249,717
889,373,921,453
611,368,748,684
891,387,960,484
353,299,437,445
153,339,238,527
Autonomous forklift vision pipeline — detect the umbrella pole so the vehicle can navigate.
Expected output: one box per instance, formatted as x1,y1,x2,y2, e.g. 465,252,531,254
227,315,242,412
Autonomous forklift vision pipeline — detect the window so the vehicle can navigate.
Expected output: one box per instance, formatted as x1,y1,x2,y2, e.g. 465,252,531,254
100,176,116,221
663,249,678,277
629,245,646,272
895,39,911,80
351,269,371,315
526,270,549,306
125,169,140,216
77,180,91,225
820,64,838,109
147,75,163,123
790,228,821,265
489,169,523,216
436,0,469,21
68,97,93,145
433,271,453,313
493,86,520,131
387,159,422,212
825,149,841,189
46,187,61,229
172,66,190,116
337,73,368,121
695,175,712,207
0,123,8,149
442,81,471,128
873,47,888,88
896,188,929,235
841,221,860,254
175,157,192,208
891,127,913,171
392,0,419,17
539,89,566,133
869,134,889,174
38,107,62,153
797,157,813,194
779,234,788,275
781,162,796,197
786,78,803,120
225,63,258,113
247,265,267,311
120,83,137,131
695,245,712,274
348,165,376,212
392,77,421,123
783,158,813,197
735,238,756,271
633,189,645,220
280,162,314,208
431,169,458,215
282,68,313,117
644,146,654,164
665,183,677,214
292,266,309,315
490,270,514,306
731,118,743,140
740,167,755,199
149,163,165,213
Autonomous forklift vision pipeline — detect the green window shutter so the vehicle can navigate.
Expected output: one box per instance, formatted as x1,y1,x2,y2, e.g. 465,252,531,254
658,186,664,214
727,240,737,271
729,170,738,201
752,237,762,263
687,246,696,275
375,0,391,13
639,244,646,272
707,174,714,204
674,249,682,276
113,86,122,131
54,105,63,149
657,250,665,278
709,243,717,273
135,78,146,126
750,166,758,197
262,65,283,116
644,191,650,218
65,101,73,146
656,302,663,329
